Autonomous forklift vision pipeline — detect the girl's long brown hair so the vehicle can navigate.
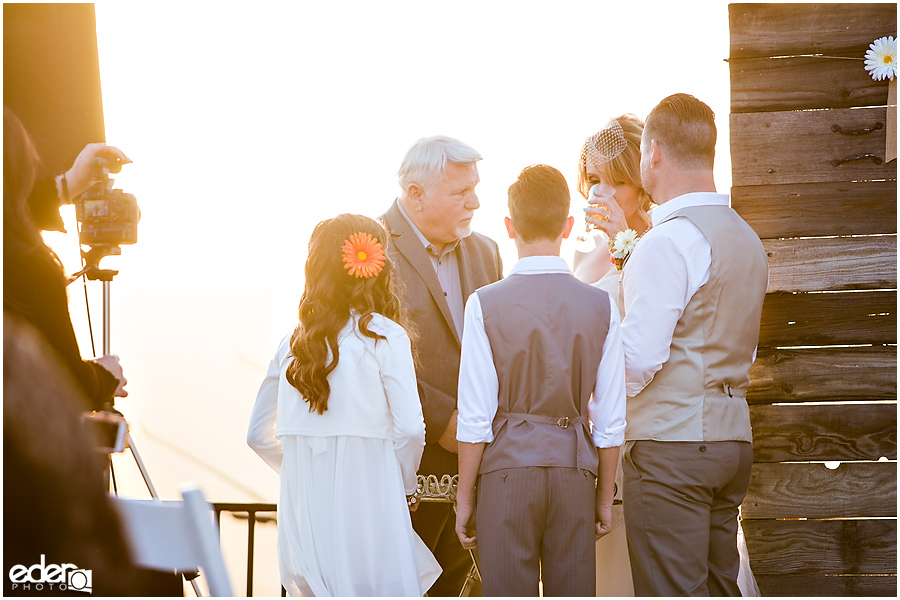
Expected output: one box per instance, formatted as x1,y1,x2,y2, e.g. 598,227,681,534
285,214,414,414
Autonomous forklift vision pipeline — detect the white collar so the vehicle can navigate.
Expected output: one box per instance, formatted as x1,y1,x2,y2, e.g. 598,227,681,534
508,255,572,276
650,192,729,227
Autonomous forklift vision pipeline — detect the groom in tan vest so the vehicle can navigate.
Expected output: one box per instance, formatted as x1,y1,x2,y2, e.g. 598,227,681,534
621,94,768,596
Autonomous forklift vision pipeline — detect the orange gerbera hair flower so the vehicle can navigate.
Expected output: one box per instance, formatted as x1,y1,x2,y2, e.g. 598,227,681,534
341,232,386,278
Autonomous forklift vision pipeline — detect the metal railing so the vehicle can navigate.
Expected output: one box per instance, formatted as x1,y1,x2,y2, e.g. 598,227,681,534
212,475,483,597
213,502,277,597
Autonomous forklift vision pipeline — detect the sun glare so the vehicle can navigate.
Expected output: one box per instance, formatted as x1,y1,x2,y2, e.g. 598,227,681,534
88,0,732,533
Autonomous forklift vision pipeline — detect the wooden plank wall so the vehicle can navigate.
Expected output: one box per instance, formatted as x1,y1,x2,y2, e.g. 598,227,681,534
729,4,897,596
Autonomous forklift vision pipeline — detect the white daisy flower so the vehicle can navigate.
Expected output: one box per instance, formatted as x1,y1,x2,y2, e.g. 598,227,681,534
612,229,638,256
864,36,897,81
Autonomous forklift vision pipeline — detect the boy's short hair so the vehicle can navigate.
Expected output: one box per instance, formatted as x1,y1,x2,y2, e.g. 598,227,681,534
507,164,571,243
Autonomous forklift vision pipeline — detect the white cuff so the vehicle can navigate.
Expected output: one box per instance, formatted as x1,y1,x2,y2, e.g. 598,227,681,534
456,417,493,444
592,423,625,449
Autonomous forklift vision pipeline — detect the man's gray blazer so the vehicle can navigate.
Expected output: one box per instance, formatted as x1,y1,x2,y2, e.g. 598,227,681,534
380,200,503,478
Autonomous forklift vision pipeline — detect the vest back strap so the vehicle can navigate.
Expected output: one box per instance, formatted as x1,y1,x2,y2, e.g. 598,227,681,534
498,411,586,429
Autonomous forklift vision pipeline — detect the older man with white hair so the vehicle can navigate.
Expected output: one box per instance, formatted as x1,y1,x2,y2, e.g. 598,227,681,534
380,136,502,596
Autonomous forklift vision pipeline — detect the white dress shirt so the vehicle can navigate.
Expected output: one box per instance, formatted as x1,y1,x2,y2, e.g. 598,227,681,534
456,255,627,449
621,192,728,397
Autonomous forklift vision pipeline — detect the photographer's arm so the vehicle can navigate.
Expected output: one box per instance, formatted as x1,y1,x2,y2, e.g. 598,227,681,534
27,176,67,232
6,255,120,409
27,143,132,233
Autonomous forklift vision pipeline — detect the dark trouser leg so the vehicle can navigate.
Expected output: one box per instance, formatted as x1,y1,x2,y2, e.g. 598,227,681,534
707,442,753,597
623,440,752,597
412,501,481,596
475,468,544,597
539,468,597,597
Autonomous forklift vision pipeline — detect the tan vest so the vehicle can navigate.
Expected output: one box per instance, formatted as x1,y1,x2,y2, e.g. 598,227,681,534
626,205,768,442
477,272,610,475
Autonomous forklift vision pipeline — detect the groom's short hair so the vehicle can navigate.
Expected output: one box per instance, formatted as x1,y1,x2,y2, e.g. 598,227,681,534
507,164,570,243
644,93,716,171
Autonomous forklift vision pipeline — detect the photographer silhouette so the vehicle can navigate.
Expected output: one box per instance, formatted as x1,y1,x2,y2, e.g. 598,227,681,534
4,106,130,408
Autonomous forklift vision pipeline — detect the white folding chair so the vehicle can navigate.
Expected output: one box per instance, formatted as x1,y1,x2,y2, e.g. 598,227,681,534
111,484,234,597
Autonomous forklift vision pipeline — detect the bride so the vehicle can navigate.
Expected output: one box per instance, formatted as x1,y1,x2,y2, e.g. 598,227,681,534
573,115,759,597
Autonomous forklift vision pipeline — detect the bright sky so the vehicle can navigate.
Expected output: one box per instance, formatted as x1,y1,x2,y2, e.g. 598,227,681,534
46,0,734,509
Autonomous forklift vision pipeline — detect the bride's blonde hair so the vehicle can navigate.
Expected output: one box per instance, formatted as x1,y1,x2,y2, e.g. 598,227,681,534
576,113,652,212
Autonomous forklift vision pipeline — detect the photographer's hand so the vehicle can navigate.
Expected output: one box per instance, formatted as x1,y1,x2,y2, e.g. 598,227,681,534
57,143,132,202
94,354,129,397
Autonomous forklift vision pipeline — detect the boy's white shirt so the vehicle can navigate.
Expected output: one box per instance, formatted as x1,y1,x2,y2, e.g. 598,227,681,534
456,255,626,449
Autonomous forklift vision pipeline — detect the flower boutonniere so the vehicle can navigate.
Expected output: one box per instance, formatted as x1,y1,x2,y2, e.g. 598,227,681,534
608,229,638,271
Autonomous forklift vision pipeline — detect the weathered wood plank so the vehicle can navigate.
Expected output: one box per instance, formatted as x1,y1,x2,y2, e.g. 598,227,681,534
731,107,896,187
750,403,897,462
763,236,896,293
749,346,897,403
730,3,897,59
742,518,896,574
754,574,897,597
731,54,890,113
759,291,896,347
732,180,897,239
742,461,897,519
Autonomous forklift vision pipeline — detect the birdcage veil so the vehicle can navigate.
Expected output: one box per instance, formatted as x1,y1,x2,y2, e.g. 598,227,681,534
581,119,627,166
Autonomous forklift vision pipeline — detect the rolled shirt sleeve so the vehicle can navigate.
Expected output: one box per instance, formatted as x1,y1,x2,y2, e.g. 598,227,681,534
456,292,499,444
589,295,627,448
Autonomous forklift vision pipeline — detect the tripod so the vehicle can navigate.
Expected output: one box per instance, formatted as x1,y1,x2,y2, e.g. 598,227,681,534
76,245,157,498
76,246,203,595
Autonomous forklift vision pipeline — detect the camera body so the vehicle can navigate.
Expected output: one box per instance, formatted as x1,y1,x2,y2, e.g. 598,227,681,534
74,158,140,247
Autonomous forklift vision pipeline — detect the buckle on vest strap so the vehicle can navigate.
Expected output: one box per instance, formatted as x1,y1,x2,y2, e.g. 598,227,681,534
557,417,569,428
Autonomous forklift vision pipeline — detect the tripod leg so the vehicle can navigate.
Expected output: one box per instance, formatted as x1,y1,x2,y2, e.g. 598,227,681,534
102,280,111,355
126,432,158,499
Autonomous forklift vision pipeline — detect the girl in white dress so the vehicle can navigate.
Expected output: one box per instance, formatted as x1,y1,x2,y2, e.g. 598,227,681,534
574,117,760,597
248,214,441,597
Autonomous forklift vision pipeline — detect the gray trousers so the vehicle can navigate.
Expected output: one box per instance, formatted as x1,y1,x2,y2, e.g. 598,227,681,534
475,466,596,597
622,440,753,596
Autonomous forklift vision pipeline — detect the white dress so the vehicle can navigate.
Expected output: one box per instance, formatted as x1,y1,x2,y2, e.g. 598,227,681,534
593,268,760,597
247,313,442,597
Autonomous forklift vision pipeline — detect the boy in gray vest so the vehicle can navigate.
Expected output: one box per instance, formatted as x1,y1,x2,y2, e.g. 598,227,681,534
454,164,626,596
